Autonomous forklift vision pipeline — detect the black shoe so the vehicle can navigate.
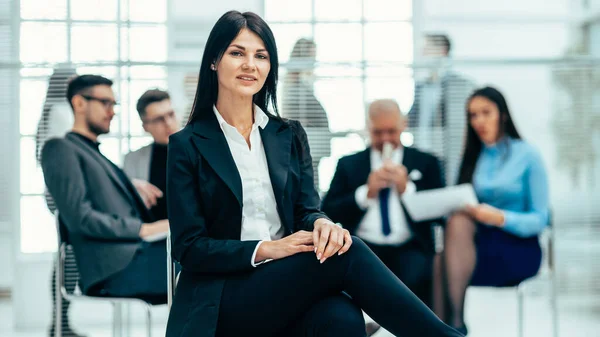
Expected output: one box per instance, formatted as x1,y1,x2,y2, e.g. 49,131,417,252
455,324,468,336
49,325,88,337
365,322,381,336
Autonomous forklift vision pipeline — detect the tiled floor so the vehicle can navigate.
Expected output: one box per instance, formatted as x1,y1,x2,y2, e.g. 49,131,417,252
373,288,600,337
2,288,599,337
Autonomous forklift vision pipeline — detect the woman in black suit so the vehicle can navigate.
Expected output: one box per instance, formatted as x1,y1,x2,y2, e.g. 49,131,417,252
166,10,464,337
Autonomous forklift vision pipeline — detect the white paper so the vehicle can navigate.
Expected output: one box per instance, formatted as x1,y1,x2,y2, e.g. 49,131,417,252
401,183,478,221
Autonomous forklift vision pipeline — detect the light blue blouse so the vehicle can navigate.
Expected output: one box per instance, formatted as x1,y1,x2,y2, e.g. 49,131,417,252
473,138,549,237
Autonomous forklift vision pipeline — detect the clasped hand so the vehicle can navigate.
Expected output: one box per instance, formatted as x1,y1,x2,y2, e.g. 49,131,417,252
367,163,408,198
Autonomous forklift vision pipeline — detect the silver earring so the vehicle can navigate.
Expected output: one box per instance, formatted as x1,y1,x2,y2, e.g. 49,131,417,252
211,64,216,71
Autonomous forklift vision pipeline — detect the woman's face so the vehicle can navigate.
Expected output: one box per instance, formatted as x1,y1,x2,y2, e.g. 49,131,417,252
467,96,501,145
215,28,271,99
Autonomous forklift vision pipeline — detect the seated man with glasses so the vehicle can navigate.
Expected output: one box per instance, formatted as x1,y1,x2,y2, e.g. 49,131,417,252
41,75,170,302
123,89,180,221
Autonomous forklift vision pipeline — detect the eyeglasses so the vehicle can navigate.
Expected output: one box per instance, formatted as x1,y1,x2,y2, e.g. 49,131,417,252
81,95,119,109
143,110,176,125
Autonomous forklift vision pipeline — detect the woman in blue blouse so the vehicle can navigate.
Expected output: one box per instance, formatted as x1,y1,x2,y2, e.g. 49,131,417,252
433,87,550,335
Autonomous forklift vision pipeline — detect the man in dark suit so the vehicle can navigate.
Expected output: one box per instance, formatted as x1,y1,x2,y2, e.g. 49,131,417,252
409,34,475,184
322,99,444,308
41,75,169,300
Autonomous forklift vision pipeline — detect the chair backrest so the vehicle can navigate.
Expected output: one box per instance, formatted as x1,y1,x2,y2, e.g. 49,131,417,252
55,211,70,245
166,230,178,309
55,212,81,298
539,214,555,275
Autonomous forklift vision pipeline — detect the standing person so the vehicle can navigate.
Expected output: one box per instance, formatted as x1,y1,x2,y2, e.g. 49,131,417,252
409,34,475,184
433,87,550,335
281,38,331,190
166,10,464,337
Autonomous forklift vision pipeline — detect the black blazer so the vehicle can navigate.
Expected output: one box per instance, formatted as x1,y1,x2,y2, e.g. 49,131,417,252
165,110,329,337
321,147,444,252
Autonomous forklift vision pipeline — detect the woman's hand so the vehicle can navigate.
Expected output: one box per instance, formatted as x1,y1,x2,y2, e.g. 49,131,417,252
313,218,353,264
464,203,505,227
255,230,314,263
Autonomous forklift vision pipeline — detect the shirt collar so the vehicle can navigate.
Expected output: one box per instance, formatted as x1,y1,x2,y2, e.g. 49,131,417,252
212,104,269,132
69,131,100,151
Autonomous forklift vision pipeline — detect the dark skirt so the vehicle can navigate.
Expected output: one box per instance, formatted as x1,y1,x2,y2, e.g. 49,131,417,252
470,224,542,287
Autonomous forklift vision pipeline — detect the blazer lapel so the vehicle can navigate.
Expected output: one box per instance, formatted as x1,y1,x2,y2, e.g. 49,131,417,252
356,148,372,186
66,133,136,206
191,111,243,207
259,119,291,214
138,145,153,182
401,146,416,176
400,147,420,227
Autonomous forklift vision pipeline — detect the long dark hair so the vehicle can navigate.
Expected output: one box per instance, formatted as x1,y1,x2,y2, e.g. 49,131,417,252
187,11,280,124
457,86,521,184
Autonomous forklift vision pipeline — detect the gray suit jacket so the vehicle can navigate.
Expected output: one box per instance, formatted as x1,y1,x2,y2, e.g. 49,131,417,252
408,72,475,129
408,71,476,184
41,133,150,293
123,144,152,181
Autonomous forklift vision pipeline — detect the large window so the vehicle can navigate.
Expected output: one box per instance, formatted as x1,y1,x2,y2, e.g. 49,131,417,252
19,0,168,253
264,0,415,192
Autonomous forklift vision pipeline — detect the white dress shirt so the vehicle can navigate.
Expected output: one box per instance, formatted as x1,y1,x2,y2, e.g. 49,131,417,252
417,82,442,150
213,105,284,266
354,147,416,246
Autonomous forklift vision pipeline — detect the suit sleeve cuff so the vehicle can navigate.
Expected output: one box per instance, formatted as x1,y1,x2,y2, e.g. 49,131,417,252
403,181,417,195
126,217,144,240
501,211,521,235
354,184,371,210
251,241,272,267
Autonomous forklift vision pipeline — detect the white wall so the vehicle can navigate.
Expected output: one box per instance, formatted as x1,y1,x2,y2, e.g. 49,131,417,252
419,0,573,59
0,0,18,292
591,23,600,55
12,0,264,330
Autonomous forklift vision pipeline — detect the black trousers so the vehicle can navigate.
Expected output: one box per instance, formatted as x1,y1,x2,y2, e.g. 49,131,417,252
94,240,168,303
364,239,433,307
215,237,462,337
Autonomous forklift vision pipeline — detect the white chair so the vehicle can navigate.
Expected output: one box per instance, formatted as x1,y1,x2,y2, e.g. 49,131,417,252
515,224,559,337
433,221,559,337
166,230,179,309
54,212,156,337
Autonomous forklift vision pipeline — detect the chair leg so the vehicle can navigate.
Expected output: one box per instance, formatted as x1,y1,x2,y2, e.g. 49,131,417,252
517,286,525,337
551,278,559,337
54,264,62,337
146,305,153,337
125,303,131,337
113,302,123,337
